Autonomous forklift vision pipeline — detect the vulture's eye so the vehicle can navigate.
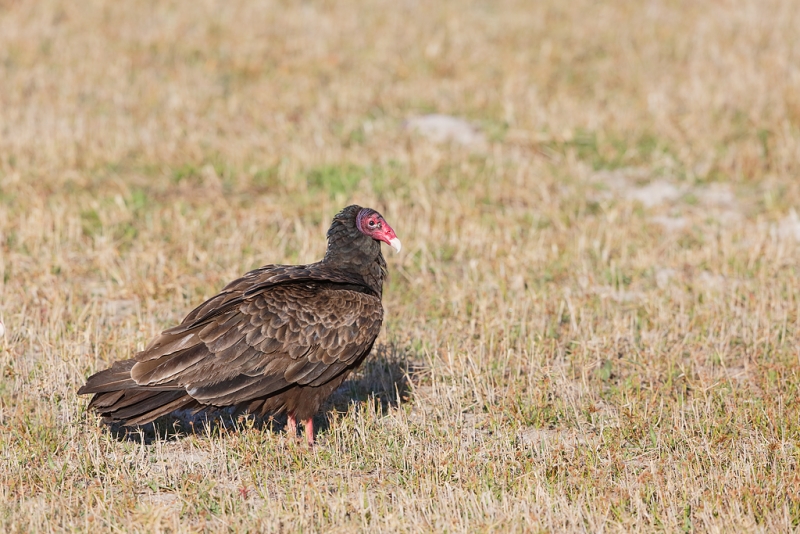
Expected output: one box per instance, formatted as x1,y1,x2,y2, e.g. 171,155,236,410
368,219,377,228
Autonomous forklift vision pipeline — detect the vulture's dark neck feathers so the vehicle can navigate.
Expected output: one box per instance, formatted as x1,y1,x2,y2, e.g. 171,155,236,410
321,205,387,297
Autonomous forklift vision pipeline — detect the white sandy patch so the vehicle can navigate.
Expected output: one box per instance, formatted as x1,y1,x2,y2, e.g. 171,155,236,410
650,215,688,232
774,209,800,241
626,180,683,207
405,114,487,148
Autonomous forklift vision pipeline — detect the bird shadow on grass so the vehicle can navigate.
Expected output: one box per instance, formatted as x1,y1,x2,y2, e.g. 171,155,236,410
314,342,423,437
102,342,422,445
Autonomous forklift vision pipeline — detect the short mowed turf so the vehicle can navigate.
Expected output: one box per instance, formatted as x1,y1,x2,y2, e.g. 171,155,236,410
2,0,800,531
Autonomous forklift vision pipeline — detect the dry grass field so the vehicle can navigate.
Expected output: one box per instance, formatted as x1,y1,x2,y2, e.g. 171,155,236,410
2,0,800,531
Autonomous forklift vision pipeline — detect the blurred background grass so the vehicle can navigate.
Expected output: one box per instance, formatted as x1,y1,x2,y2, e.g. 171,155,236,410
1,0,800,531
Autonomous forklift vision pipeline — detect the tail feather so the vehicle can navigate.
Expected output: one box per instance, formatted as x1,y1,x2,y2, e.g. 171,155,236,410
89,389,126,409
107,390,196,424
78,360,137,394
79,359,199,426
125,392,198,426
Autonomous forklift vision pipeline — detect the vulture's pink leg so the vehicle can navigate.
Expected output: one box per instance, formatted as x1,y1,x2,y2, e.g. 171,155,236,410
304,418,315,446
286,413,297,437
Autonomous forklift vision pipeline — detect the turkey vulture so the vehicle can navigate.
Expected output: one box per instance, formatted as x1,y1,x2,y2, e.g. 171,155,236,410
78,205,401,445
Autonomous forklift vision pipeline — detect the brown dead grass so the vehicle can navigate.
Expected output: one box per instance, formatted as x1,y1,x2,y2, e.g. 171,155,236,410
2,0,800,531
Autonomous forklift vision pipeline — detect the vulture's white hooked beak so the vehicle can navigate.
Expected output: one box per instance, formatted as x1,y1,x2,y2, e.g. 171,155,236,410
389,237,402,253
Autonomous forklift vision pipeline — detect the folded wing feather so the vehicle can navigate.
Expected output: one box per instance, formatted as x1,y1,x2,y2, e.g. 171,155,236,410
129,281,383,407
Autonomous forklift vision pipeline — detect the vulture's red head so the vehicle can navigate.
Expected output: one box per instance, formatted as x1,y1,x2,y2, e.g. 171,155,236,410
356,208,402,253
324,205,401,269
